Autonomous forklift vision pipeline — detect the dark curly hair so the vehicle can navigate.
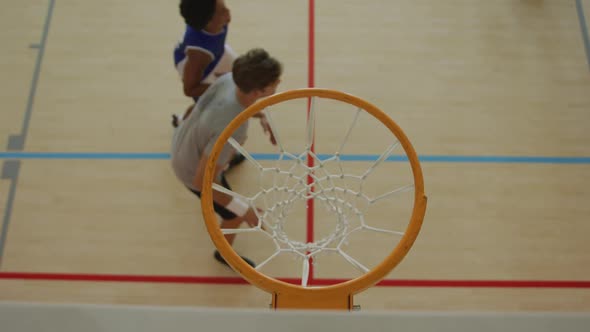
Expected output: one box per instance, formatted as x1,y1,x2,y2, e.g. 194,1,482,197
232,49,282,94
179,0,216,30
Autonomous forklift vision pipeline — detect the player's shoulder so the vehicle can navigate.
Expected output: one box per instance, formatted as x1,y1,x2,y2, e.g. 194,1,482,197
195,73,233,106
183,25,202,40
185,24,228,40
206,72,233,92
216,72,233,85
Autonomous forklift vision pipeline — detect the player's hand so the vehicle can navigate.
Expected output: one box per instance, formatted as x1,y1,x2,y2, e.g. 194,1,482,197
243,207,261,228
259,116,277,145
242,207,268,231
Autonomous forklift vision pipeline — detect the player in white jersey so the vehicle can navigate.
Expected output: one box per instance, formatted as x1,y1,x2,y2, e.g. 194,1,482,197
171,48,281,267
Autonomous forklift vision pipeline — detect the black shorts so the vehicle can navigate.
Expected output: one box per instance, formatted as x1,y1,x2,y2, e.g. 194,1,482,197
189,173,237,220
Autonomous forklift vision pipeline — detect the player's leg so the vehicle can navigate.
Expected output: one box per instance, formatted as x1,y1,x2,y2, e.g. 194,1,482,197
215,213,256,267
188,187,241,245
187,173,256,267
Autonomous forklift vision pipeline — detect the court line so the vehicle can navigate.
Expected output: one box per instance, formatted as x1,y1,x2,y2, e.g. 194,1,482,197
6,0,56,150
1,4,586,295
0,272,589,289
0,152,170,160
307,0,316,285
0,161,20,267
576,0,590,69
308,0,315,89
0,152,589,164
1,0,55,267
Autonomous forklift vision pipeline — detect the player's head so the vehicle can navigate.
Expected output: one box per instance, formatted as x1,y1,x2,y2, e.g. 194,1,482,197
179,0,230,31
233,48,283,98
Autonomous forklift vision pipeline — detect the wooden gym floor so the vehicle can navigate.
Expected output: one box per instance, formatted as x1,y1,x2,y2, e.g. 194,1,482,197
1,0,589,311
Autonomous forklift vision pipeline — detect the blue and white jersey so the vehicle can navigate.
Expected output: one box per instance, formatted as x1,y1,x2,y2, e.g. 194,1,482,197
173,25,228,81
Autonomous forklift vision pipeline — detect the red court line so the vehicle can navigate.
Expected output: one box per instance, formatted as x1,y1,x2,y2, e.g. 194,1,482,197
308,0,315,89
306,0,316,283
1,272,589,288
374,279,590,289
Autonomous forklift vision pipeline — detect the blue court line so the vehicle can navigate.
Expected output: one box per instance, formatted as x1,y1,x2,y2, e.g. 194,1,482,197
0,152,589,164
0,152,170,160
577,0,590,69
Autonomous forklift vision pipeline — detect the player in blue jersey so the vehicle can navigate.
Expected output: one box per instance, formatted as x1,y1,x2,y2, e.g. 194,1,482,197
172,0,235,128
173,0,246,167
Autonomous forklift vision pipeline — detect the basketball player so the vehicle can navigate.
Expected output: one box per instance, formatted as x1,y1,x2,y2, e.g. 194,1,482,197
172,0,235,128
171,48,281,267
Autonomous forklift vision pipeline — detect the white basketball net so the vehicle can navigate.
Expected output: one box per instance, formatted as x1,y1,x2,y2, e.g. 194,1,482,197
212,100,414,287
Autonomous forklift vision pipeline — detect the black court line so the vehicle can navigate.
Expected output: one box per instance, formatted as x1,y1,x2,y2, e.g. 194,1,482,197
6,0,55,151
576,0,590,70
0,161,20,267
1,0,55,267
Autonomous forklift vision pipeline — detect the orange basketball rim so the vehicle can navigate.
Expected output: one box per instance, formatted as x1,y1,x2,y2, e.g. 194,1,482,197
201,88,427,310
